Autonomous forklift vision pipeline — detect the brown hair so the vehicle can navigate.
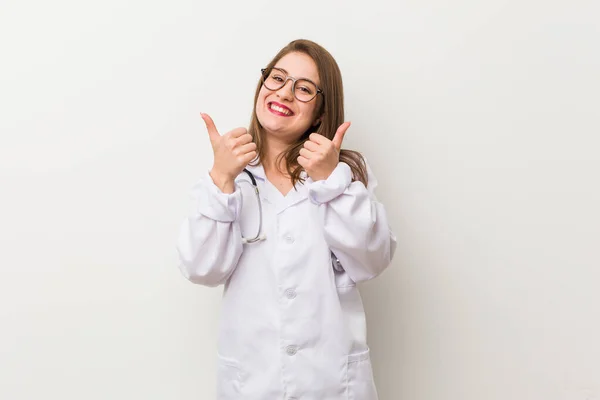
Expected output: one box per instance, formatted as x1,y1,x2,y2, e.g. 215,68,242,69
248,39,368,186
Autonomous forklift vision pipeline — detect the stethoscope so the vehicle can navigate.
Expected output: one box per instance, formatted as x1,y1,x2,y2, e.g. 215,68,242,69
238,169,342,268
238,168,266,244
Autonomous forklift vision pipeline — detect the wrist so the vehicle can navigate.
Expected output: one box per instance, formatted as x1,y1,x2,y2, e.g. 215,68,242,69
311,164,338,182
209,169,235,193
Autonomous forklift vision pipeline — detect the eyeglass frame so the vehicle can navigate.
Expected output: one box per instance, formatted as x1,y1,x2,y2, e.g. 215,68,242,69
260,67,324,103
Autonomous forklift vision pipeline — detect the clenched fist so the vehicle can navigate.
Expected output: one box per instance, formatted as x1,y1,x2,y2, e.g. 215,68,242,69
298,122,351,181
201,113,256,193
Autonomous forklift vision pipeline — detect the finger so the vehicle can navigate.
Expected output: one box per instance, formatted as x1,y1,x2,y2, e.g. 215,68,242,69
332,121,351,150
297,156,309,167
201,113,220,142
229,127,248,138
299,148,313,159
241,151,257,164
309,133,327,144
235,142,257,155
303,140,320,152
235,133,253,146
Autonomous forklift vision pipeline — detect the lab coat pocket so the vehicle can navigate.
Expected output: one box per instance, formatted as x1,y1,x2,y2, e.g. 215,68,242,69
346,349,378,400
216,354,244,400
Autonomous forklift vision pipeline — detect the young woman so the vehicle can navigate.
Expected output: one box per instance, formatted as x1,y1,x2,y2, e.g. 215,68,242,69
177,39,397,400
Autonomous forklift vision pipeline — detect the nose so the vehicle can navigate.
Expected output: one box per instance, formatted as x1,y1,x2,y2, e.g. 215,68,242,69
275,78,294,102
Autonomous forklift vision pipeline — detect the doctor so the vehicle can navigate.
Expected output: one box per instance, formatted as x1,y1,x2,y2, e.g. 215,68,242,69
177,39,397,400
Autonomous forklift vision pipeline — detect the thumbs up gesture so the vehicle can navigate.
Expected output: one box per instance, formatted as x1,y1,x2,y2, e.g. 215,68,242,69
201,113,257,193
297,122,351,182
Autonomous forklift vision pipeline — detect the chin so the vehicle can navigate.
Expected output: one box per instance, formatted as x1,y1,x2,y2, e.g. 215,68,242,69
257,111,285,132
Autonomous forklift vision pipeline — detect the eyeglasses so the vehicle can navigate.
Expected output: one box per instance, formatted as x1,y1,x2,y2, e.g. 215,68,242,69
261,67,323,103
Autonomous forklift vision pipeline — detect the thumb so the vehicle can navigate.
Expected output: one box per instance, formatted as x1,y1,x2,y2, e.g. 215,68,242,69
332,121,351,150
200,113,220,143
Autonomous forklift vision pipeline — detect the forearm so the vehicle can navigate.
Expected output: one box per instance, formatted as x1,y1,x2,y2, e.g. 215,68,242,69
308,162,397,283
177,215,243,287
176,172,244,286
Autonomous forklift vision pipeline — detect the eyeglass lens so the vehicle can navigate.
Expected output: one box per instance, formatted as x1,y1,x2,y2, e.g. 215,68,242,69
262,68,318,102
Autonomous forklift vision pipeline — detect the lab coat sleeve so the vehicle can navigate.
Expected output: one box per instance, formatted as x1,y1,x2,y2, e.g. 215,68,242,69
307,161,397,283
176,171,244,287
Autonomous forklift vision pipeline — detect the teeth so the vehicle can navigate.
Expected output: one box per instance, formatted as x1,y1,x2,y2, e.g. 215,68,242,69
270,103,292,115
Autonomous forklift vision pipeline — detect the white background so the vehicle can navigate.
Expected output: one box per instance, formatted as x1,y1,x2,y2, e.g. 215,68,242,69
1,0,598,399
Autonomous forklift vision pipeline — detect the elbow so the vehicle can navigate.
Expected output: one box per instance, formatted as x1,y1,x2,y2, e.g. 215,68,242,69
372,228,397,274
178,264,227,287
358,251,393,283
374,230,397,277
176,247,232,287
346,232,398,284
175,217,242,287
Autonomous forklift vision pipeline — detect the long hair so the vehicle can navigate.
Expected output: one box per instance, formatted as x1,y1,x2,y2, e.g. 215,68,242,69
248,39,368,186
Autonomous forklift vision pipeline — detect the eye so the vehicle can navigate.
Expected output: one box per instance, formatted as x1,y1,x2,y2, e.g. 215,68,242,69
271,74,285,82
297,86,313,94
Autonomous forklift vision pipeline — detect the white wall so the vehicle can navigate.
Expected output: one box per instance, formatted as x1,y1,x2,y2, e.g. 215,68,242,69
1,0,598,399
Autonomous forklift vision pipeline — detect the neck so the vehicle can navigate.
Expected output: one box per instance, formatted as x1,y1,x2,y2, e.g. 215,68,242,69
262,136,292,175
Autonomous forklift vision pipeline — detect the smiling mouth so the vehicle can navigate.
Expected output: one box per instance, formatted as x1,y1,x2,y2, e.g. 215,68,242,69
268,102,294,116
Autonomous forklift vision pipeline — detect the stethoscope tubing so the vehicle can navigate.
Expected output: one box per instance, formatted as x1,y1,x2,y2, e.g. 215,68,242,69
240,168,266,244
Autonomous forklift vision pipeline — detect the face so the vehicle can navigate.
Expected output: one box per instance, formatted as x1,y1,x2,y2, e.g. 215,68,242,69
255,52,321,143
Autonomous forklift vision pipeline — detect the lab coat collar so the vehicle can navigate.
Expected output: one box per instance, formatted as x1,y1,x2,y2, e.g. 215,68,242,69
276,179,308,213
243,162,310,213
244,163,266,181
244,163,308,181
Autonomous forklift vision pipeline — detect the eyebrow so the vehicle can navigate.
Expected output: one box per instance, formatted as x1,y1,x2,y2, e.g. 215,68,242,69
273,66,319,87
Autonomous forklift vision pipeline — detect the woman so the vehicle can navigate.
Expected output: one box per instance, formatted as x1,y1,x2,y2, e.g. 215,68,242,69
177,39,397,400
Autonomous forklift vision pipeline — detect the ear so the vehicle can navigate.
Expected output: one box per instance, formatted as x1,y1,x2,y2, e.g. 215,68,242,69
312,114,323,127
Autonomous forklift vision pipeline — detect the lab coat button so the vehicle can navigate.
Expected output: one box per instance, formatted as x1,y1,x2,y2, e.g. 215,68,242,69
285,288,297,299
284,235,295,244
285,345,298,356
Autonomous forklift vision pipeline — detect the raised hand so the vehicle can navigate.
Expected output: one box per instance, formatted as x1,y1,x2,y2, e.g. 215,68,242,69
297,122,351,181
201,113,257,193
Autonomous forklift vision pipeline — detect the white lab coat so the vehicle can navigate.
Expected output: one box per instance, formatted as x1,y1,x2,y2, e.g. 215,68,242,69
177,161,397,400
